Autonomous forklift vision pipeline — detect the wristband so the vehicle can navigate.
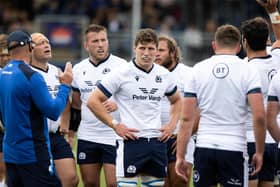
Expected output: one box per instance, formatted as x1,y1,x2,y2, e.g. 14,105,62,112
69,108,81,132
111,119,119,127
269,11,280,24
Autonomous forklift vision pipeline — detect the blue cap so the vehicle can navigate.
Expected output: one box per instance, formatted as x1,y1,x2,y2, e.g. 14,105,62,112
7,30,32,50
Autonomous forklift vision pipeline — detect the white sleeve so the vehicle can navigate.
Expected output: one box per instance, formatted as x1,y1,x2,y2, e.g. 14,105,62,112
97,69,121,98
268,74,280,101
165,73,177,96
183,67,196,97
245,64,262,94
71,64,80,90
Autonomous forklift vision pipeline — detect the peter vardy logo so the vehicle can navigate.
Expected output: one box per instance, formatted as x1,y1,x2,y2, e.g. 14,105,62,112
80,80,93,93
139,88,158,94
132,88,161,101
85,80,93,86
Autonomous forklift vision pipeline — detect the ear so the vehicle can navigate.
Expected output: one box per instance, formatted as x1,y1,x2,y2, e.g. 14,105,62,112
236,44,241,54
84,40,88,52
28,43,33,52
211,41,217,52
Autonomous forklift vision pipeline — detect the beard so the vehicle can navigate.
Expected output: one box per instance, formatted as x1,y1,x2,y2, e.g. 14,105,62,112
162,55,173,69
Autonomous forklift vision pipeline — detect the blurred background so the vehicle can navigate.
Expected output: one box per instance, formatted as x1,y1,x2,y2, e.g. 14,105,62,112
0,0,273,66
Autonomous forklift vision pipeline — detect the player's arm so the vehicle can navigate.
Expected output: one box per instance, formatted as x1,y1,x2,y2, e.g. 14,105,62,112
31,62,72,121
248,91,266,175
159,90,182,142
59,100,71,135
87,87,139,140
257,0,280,48
175,96,197,182
70,90,81,132
192,109,200,134
267,97,280,142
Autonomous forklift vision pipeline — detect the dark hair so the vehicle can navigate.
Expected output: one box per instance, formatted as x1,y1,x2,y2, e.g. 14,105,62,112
241,17,269,51
85,24,107,35
215,24,241,48
134,28,158,47
158,34,182,62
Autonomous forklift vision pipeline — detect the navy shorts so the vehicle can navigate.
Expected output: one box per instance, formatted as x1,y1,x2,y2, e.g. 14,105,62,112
77,139,116,165
0,132,4,152
193,147,246,187
49,132,74,160
248,142,277,181
276,148,280,182
6,160,61,187
116,138,167,178
166,136,176,162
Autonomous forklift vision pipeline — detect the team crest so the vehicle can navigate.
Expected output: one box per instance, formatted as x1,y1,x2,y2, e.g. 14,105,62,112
83,71,86,75
103,68,110,74
193,170,200,183
127,165,136,173
155,75,162,83
135,76,139,81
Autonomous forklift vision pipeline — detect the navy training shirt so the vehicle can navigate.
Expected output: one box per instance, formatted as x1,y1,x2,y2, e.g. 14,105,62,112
0,60,70,164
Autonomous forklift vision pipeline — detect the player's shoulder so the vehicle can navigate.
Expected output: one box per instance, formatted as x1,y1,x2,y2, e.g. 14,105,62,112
153,63,170,74
109,54,128,64
272,70,280,82
73,58,90,72
176,63,192,72
47,63,59,71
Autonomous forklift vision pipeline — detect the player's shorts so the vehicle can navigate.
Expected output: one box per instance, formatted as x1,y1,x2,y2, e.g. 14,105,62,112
6,160,61,187
193,147,247,187
166,135,195,164
275,148,280,183
49,132,74,160
77,139,116,165
0,131,4,152
248,142,277,181
116,137,167,178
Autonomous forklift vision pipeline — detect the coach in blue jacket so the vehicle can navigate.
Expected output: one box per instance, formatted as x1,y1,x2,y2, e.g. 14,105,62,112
0,30,73,187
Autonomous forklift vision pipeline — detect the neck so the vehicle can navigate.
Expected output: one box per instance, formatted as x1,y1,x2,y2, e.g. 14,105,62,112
215,49,237,55
10,48,31,64
12,55,30,65
135,61,153,72
167,61,178,71
31,59,48,71
89,54,109,65
246,49,267,61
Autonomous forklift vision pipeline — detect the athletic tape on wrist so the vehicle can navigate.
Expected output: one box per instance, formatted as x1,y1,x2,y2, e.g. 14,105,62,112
269,11,280,24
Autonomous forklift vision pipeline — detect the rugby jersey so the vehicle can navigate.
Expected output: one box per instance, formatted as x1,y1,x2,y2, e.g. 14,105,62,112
72,54,126,145
184,54,261,152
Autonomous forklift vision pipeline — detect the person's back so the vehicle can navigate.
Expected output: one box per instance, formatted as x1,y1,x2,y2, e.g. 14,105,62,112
176,24,266,187
193,54,256,151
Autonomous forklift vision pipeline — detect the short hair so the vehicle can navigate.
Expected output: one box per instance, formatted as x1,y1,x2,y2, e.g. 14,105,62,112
0,34,8,48
214,24,241,48
85,24,107,35
158,34,182,62
241,17,269,51
134,28,158,47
